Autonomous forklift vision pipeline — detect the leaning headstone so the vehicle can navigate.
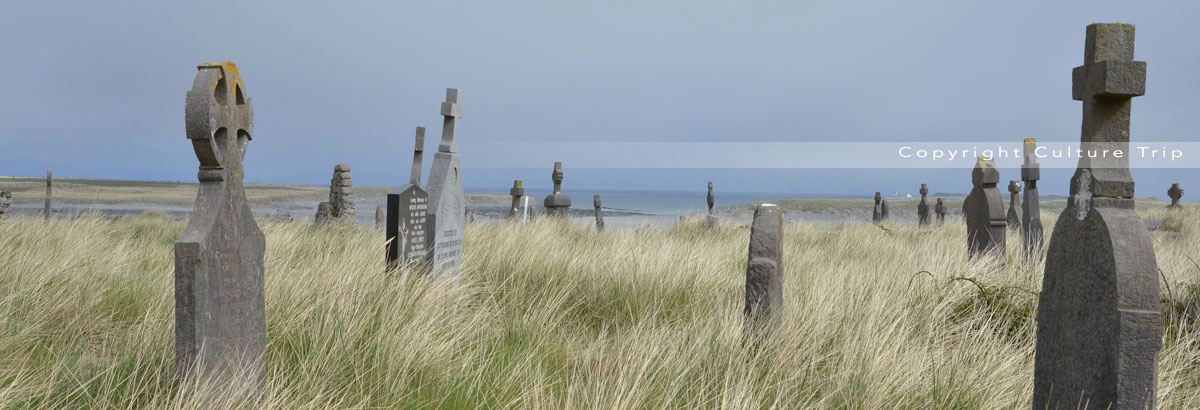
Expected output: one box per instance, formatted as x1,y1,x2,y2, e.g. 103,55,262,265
0,190,10,219
424,88,466,276
1022,138,1044,257
329,163,356,223
509,180,524,219
1168,183,1183,209
375,206,385,228
1034,23,1161,410
44,169,52,220
934,198,946,226
543,162,571,217
314,202,332,225
1006,180,1021,230
964,157,1005,258
175,62,266,383
872,192,882,223
917,184,931,227
593,194,604,231
386,126,430,270
744,203,783,342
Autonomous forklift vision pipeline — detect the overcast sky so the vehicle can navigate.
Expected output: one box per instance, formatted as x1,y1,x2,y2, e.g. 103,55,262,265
1,0,1197,196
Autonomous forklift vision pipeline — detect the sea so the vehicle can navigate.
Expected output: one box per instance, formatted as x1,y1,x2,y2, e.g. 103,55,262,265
466,187,870,215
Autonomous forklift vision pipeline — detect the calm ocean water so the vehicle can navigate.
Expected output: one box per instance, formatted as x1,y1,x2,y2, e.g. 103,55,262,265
466,187,870,215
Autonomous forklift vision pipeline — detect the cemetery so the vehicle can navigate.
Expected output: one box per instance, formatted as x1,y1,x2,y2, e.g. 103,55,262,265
0,9,1198,410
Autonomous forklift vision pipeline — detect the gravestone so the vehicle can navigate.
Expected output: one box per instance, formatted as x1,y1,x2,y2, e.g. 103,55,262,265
0,190,10,219
744,203,783,342
1168,183,1183,209
521,196,530,224
425,88,466,276
1006,180,1021,230
880,199,889,220
543,162,571,217
593,194,604,231
935,198,946,226
964,157,1005,258
872,192,882,223
387,126,430,270
329,163,356,223
509,180,524,219
1022,138,1044,257
706,182,719,229
175,62,266,383
1034,23,1161,410
44,169,52,220
314,202,332,225
917,184,931,227
375,206,385,228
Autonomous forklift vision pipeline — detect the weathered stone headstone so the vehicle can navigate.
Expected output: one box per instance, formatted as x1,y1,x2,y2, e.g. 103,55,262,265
509,180,524,219
872,192,882,223
424,88,466,276
917,184,931,227
375,206,385,228
543,162,571,217
176,62,266,383
706,182,719,229
1168,183,1183,209
593,194,604,231
44,169,52,220
0,190,11,219
1006,180,1021,230
1035,23,1161,410
314,202,332,225
880,199,889,220
329,163,356,223
744,203,782,342
935,198,946,226
387,126,430,270
707,182,715,213
1022,138,1044,257
964,157,1005,258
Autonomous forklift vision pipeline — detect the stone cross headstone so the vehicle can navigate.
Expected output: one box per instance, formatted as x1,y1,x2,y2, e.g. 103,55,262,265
917,184,931,227
872,192,882,223
315,202,332,224
935,198,946,226
543,162,571,217
964,157,1005,258
1168,183,1183,209
387,126,430,270
424,88,466,276
1022,138,1044,257
1035,23,1161,410
44,169,52,220
593,194,604,231
375,206,385,228
1006,180,1021,230
176,62,266,383
329,163,355,223
509,180,524,219
0,190,10,219
744,203,783,342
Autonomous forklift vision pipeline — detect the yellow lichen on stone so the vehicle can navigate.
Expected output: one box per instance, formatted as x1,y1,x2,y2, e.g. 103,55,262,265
198,61,243,91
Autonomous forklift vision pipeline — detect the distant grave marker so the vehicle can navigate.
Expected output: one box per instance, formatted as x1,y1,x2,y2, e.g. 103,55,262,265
175,62,266,383
386,127,430,270
1022,138,1044,257
315,202,332,225
509,180,523,219
934,198,946,226
1168,183,1183,209
593,194,604,231
706,182,719,229
872,192,882,223
917,184,930,227
1034,23,1161,410
543,162,571,217
1006,180,1021,230
0,190,10,219
44,170,52,220
329,163,356,223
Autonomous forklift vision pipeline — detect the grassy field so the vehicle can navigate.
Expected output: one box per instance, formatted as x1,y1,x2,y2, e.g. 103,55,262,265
1,205,1198,408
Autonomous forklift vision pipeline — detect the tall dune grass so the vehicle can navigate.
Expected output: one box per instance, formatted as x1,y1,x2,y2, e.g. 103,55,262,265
1,207,1199,408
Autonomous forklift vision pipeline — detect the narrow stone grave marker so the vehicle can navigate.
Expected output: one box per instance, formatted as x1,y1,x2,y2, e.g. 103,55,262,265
175,62,266,383
706,182,719,228
1022,138,1044,257
964,157,1005,258
375,206,385,228
1168,183,1183,209
425,89,466,276
872,192,882,223
0,190,11,219
543,162,571,217
509,180,523,219
593,194,604,231
744,203,783,343
935,198,946,226
44,170,52,220
1006,180,1021,230
1034,23,1161,410
917,184,931,227
329,163,356,223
